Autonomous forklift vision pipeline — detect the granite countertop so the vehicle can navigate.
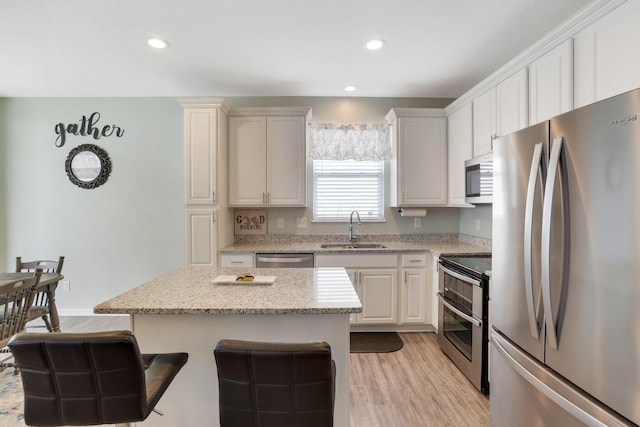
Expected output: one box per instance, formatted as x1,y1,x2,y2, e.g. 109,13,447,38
94,267,362,316
220,233,491,257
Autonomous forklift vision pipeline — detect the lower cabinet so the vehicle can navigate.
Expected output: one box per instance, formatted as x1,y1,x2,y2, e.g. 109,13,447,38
316,252,432,331
186,208,217,267
349,268,398,324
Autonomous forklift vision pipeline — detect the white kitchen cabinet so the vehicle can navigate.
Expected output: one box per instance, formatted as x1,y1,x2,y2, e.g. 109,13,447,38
315,254,398,325
574,1,640,108
228,107,311,207
220,253,255,268
447,103,474,206
497,68,529,137
430,254,440,330
472,88,497,156
529,38,573,125
386,108,447,207
356,269,398,324
399,253,428,324
179,98,230,268
186,208,217,267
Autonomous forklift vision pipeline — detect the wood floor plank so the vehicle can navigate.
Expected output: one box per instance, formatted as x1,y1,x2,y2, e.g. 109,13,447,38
349,332,489,427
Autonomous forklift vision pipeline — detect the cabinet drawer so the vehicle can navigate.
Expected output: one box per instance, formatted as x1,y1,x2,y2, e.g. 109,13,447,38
401,253,427,267
220,254,255,268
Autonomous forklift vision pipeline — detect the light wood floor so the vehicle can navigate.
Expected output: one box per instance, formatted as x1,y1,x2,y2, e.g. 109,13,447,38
47,317,489,427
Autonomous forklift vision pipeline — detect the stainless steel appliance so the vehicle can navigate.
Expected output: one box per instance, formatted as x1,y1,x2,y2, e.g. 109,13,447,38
464,153,493,204
255,253,314,268
491,88,640,426
437,255,490,394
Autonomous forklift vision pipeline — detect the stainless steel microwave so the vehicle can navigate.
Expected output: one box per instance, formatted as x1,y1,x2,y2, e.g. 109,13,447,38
465,154,493,204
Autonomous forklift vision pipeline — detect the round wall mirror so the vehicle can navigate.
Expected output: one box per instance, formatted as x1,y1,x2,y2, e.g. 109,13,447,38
65,144,111,189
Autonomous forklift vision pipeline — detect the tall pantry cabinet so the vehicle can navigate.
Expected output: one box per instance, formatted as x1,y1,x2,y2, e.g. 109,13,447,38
179,98,234,268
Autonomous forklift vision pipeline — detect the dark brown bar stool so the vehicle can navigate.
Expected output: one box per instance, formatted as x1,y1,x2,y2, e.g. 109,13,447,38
9,330,188,426
214,339,335,427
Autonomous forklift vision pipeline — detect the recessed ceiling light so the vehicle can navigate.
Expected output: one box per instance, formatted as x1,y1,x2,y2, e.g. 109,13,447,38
147,38,168,49
365,39,385,50
344,85,357,92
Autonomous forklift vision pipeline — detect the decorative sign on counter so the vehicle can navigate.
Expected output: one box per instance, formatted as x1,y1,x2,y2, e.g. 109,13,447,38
235,210,266,235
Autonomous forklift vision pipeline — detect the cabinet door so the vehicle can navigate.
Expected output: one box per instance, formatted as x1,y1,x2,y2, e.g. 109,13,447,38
472,88,497,156
574,1,640,108
357,269,397,324
447,103,473,206
529,38,573,125
397,116,447,206
229,117,267,206
186,209,217,267
184,109,218,205
401,268,426,324
266,116,306,206
497,68,529,136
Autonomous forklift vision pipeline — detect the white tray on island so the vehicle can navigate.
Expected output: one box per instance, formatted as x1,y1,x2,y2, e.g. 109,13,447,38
212,275,277,285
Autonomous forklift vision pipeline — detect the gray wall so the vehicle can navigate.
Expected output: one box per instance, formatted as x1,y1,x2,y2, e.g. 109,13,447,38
0,98,184,313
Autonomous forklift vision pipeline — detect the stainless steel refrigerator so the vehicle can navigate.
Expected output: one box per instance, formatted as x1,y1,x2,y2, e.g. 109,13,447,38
491,88,640,426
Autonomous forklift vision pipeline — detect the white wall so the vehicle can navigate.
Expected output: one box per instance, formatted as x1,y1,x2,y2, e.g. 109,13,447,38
0,98,184,313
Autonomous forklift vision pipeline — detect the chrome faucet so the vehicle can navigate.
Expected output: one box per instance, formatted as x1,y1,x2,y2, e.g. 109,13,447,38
348,211,362,242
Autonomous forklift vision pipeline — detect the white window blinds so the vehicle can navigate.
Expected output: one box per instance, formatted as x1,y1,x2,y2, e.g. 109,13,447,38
312,159,384,221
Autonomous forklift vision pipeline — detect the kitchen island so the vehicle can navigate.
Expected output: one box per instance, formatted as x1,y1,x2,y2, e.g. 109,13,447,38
94,267,361,427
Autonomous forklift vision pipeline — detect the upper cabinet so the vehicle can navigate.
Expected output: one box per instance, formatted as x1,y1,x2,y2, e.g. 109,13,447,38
447,103,473,206
228,107,311,207
574,0,640,108
472,88,496,157
180,99,230,205
496,68,529,137
386,108,447,207
529,39,573,125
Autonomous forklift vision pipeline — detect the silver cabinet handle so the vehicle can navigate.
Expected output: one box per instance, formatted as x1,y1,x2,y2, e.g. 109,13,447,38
437,291,481,327
439,264,481,287
524,142,545,339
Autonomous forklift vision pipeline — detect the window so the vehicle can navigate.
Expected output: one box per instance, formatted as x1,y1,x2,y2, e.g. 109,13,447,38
312,159,384,221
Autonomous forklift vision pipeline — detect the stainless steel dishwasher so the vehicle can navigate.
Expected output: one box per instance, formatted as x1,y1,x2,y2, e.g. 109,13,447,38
255,253,314,268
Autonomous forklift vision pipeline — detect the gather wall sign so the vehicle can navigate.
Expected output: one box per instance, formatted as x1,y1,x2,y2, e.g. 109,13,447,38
55,112,125,189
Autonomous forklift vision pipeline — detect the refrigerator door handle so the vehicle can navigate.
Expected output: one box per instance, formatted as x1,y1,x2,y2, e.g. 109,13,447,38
437,292,482,327
492,331,632,427
524,142,545,340
541,136,571,350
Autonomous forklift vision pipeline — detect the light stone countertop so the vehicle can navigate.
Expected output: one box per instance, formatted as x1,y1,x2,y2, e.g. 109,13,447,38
94,267,362,316
220,235,491,257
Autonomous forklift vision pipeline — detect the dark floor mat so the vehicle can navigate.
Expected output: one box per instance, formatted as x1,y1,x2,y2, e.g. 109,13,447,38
350,332,404,353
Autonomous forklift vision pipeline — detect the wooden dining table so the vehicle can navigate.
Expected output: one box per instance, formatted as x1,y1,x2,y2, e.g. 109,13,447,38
0,272,64,332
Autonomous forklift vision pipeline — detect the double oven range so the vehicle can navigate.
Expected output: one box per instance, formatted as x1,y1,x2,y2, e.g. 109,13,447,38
437,255,491,394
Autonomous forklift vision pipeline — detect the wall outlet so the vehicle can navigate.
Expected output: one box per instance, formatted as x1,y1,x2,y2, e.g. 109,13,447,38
414,217,421,228
475,219,481,231
296,217,308,228
277,218,284,228
61,280,70,291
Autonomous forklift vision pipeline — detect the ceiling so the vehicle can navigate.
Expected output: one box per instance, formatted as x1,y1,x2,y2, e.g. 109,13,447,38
1,0,592,98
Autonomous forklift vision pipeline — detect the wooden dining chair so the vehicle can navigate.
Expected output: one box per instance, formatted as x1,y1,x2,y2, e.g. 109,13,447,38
15,256,64,332
0,269,42,372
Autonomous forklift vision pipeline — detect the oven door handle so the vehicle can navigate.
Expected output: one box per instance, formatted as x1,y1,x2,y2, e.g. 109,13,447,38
437,291,482,327
438,264,481,287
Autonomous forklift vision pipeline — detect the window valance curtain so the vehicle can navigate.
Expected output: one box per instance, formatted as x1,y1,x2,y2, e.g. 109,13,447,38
308,123,391,161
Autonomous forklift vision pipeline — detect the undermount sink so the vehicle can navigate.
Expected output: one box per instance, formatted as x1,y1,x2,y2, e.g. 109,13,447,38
320,243,387,249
